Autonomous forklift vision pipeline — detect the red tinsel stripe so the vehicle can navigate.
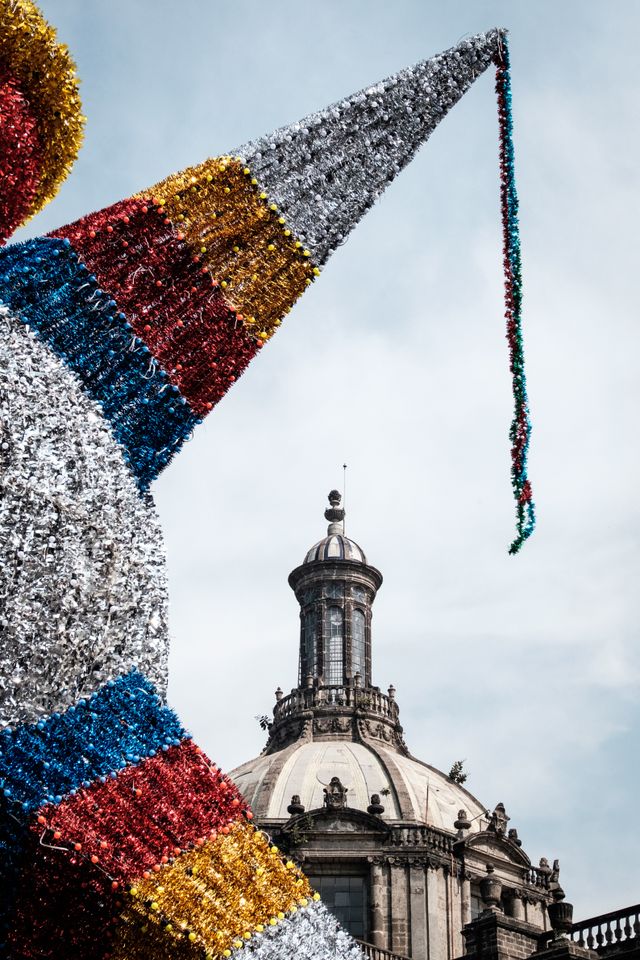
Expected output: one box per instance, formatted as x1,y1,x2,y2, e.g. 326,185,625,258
50,199,259,417
0,67,42,245
35,741,251,882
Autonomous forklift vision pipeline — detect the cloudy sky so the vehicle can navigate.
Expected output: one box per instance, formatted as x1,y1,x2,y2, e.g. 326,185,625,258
25,0,639,919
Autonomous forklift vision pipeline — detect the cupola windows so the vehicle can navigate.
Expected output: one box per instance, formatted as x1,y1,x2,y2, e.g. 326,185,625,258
290,491,382,690
352,608,365,677
302,607,319,680
325,606,344,684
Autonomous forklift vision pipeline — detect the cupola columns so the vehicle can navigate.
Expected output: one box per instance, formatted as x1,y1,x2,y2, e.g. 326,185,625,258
288,491,382,689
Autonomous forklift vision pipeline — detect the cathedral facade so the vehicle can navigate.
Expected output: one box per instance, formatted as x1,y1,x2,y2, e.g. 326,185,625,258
230,493,564,960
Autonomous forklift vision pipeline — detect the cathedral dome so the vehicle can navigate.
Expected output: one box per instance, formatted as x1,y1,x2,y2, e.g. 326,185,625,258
231,739,487,833
301,489,367,565
304,534,367,565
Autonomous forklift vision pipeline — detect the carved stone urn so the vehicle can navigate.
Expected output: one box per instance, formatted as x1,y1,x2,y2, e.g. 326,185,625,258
548,900,574,937
480,864,503,912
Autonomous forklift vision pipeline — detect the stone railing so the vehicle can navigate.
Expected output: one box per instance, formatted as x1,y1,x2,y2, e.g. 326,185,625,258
572,905,640,951
273,685,400,724
538,903,640,953
387,823,455,854
356,940,411,960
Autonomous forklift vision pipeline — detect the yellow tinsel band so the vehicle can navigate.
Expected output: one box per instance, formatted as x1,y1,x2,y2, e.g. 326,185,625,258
139,156,316,336
0,0,84,223
114,821,313,958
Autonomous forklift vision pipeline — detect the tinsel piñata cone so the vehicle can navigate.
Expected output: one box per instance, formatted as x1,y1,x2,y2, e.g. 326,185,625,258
0,2,532,957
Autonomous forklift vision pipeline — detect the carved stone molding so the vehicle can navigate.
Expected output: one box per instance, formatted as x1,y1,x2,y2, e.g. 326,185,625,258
520,892,545,907
372,853,451,872
314,716,352,736
263,716,313,754
356,717,410,756
323,818,359,833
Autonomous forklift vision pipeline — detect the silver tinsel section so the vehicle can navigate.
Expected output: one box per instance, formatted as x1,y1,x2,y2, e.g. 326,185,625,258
236,30,503,265
0,308,169,727
242,901,363,959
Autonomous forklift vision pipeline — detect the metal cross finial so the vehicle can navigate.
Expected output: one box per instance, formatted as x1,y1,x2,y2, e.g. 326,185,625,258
343,463,347,536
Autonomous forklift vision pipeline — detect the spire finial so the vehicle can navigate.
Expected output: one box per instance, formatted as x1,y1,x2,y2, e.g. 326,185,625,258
325,490,345,535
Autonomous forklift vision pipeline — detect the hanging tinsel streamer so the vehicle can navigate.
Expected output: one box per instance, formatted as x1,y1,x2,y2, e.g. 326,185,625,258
495,36,536,554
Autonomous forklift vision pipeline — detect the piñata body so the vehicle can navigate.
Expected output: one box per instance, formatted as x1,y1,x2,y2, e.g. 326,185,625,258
0,2,532,956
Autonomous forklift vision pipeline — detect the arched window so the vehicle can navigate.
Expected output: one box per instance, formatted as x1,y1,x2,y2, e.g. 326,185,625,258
325,606,344,685
352,609,365,678
302,608,318,680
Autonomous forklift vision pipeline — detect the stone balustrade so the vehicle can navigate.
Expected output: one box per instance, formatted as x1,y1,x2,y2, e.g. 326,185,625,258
539,903,640,953
272,684,400,724
387,824,455,854
357,940,410,960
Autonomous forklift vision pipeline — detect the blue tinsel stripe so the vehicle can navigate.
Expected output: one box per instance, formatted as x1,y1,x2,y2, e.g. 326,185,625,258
0,237,199,489
0,671,185,815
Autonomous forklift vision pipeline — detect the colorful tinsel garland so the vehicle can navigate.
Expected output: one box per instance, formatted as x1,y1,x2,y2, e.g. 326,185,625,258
495,36,536,553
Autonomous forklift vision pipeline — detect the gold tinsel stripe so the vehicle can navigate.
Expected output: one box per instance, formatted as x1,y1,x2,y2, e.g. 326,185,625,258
115,820,315,958
138,156,317,337
0,0,84,221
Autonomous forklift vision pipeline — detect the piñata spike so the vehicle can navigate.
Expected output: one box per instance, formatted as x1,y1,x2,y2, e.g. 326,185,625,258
236,29,504,266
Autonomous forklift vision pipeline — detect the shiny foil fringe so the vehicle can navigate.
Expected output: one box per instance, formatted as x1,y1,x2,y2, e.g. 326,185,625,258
51,197,259,417
236,31,503,266
0,672,182,811
1,672,181,951
0,315,170,729
140,156,315,334
0,238,198,487
0,0,84,230
38,740,249,881
0,66,41,243
240,900,364,959
3,669,324,960
118,821,313,957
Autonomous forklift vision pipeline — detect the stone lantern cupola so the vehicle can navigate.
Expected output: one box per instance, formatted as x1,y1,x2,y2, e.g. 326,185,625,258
289,490,382,688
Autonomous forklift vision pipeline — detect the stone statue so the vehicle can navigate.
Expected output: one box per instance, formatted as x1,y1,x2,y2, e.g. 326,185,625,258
323,776,348,809
548,860,565,902
508,827,522,847
287,794,305,816
538,857,552,877
487,802,510,836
